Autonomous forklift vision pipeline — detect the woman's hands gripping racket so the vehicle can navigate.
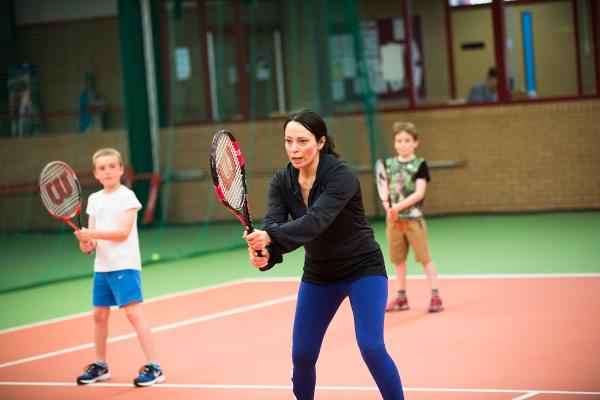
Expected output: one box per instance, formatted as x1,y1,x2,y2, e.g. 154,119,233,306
375,159,391,210
210,129,263,256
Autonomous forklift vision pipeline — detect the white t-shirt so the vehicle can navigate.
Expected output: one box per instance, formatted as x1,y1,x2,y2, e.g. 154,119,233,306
86,185,142,272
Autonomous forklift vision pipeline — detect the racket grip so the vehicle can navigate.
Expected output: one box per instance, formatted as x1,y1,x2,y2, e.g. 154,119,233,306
246,227,264,257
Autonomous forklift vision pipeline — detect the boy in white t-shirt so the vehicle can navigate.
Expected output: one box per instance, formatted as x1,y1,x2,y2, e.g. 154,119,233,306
74,148,164,387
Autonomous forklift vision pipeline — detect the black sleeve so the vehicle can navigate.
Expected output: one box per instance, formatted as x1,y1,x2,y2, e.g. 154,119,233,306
416,161,430,182
265,164,357,253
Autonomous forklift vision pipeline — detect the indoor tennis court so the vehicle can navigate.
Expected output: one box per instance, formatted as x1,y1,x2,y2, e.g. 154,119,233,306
2,0,600,399
1,276,599,400
1,214,599,399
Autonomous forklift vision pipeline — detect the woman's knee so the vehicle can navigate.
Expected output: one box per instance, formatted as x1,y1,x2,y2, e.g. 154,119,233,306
358,340,388,364
292,345,319,369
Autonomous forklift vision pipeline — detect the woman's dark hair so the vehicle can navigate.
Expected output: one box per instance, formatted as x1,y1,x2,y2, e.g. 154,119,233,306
284,109,340,157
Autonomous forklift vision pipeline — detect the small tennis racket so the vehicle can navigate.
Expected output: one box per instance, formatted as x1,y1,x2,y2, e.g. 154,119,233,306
375,159,391,209
39,161,84,231
210,130,260,254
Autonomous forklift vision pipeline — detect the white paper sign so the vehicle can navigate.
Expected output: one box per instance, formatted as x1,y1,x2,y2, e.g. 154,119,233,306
381,43,404,82
175,47,191,80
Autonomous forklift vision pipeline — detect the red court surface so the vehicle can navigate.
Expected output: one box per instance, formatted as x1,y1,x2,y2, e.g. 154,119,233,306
1,276,599,399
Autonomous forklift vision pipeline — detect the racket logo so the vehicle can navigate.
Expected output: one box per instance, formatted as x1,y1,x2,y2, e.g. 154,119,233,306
218,146,237,191
45,172,73,205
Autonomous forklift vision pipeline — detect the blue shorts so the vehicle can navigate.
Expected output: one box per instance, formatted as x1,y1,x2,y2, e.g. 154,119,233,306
93,269,143,308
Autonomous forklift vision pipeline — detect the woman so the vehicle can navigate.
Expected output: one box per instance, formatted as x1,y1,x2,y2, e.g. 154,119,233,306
245,109,404,400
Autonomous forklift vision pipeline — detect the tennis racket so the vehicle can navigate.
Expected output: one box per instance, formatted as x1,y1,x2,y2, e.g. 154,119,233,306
39,161,84,231
210,130,261,256
375,159,391,209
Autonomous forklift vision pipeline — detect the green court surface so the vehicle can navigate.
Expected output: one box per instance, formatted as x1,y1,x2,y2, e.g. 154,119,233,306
1,211,598,330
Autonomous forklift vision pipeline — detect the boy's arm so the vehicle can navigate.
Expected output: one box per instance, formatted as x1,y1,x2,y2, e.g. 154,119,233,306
76,209,138,242
390,178,427,214
78,215,96,254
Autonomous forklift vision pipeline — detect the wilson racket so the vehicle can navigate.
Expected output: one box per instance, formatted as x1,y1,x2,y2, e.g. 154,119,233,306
210,130,259,237
39,161,84,231
375,159,391,209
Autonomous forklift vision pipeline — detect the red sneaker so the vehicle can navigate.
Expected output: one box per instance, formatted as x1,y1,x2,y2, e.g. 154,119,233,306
428,296,444,313
386,297,409,312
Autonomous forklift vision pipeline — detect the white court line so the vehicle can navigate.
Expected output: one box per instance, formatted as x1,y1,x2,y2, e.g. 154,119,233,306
0,294,297,369
511,391,540,399
0,381,598,397
3,273,598,335
0,278,258,335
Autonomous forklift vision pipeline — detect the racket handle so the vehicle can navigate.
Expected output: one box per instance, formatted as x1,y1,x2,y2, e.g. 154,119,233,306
245,226,263,257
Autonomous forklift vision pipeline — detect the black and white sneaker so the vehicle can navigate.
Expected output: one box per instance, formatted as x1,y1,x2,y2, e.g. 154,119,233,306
77,362,111,385
133,363,165,387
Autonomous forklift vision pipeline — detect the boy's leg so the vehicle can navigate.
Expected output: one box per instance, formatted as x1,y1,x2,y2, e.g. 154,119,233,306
123,302,157,363
386,222,410,311
422,261,443,311
106,269,157,363
386,261,409,311
109,269,164,386
407,220,443,312
422,260,439,290
124,304,165,387
93,306,111,361
78,272,115,384
92,272,116,362
394,261,408,292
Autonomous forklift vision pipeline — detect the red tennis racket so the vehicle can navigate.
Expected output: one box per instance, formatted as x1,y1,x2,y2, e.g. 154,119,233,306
39,161,84,231
375,159,391,209
210,130,258,238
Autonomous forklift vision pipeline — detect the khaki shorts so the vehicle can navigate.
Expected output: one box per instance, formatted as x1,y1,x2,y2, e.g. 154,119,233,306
386,219,432,264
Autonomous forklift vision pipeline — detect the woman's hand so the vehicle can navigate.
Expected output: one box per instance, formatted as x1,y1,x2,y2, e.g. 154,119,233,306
243,229,272,251
247,246,270,269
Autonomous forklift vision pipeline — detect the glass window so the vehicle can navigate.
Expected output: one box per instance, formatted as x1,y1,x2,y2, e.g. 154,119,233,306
411,0,453,106
242,0,285,119
164,1,208,125
576,0,597,96
450,4,496,103
450,0,491,6
505,0,579,99
204,0,241,121
279,1,327,113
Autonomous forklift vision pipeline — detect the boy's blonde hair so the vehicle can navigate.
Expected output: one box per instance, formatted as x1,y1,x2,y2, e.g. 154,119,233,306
92,148,123,168
392,121,419,140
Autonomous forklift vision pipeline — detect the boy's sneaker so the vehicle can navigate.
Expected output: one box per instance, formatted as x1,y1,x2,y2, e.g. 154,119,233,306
133,363,165,387
428,296,444,313
76,362,111,385
386,297,409,312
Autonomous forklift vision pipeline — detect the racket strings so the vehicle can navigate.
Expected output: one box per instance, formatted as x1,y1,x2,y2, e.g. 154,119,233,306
214,136,246,209
39,163,80,217
375,161,390,202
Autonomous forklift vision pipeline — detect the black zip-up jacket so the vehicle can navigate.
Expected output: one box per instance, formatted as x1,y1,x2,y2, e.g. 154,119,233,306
261,153,387,283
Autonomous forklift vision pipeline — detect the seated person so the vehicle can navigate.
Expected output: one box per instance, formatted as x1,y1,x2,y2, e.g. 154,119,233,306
467,67,497,103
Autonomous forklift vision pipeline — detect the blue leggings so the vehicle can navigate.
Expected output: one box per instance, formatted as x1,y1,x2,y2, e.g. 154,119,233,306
292,275,404,400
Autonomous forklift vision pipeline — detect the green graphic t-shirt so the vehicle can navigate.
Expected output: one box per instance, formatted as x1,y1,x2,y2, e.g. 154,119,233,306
385,156,429,219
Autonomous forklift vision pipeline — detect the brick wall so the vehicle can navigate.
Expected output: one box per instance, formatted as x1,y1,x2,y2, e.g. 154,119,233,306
2,99,598,229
